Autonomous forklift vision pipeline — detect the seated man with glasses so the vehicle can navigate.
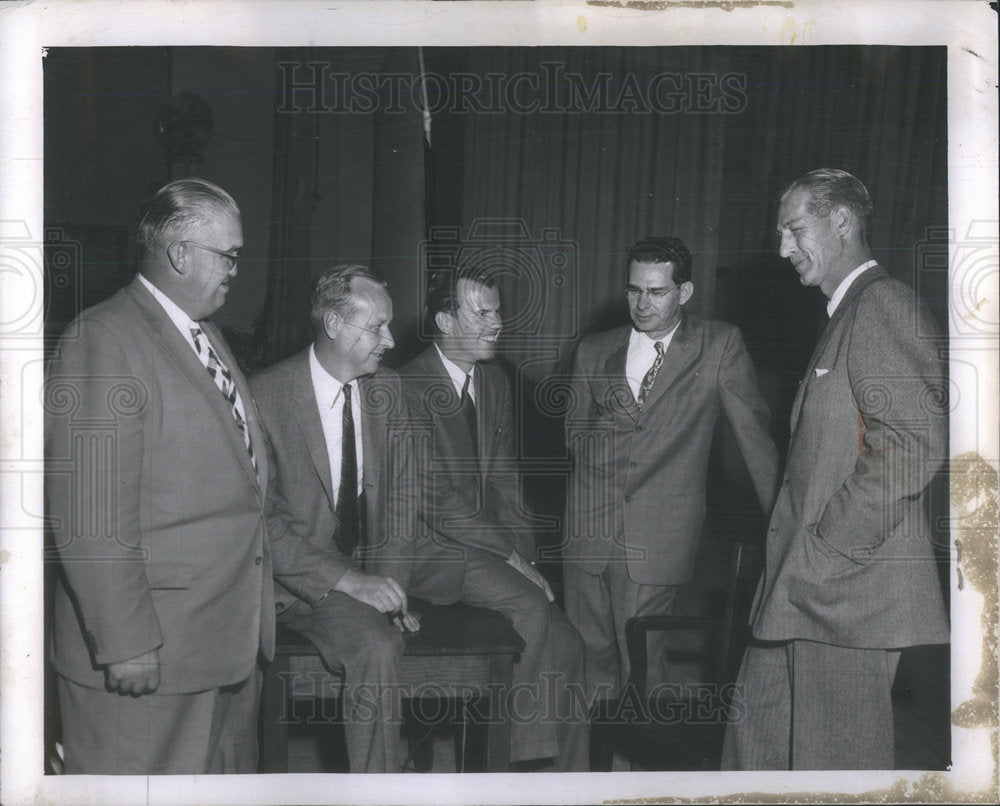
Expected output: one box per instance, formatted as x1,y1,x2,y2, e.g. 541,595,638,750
251,265,421,773
562,237,781,723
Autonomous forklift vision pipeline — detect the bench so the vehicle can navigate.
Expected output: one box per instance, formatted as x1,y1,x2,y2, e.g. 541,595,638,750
259,598,526,772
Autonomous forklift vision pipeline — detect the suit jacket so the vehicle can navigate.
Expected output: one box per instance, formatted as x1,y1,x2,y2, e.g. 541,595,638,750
398,346,536,603
750,267,949,648
46,277,274,695
251,350,418,615
564,312,780,586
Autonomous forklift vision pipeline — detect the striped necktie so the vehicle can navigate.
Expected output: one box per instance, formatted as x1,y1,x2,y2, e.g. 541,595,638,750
189,324,257,476
636,340,665,409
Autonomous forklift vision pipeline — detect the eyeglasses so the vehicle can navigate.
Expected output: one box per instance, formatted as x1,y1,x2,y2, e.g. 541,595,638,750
340,319,392,341
171,241,240,272
625,284,681,301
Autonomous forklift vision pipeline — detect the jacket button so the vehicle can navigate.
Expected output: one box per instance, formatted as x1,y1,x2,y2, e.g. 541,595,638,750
634,424,643,432
624,495,631,504
629,461,638,467
255,556,263,566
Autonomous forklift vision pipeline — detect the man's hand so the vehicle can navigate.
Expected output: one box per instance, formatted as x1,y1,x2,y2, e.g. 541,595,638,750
507,550,556,603
105,648,160,695
335,569,410,615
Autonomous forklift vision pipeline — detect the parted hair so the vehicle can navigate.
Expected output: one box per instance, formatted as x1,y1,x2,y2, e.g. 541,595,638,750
310,264,387,335
782,168,874,241
137,177,240,255
626,237,693,284
423,265,497,336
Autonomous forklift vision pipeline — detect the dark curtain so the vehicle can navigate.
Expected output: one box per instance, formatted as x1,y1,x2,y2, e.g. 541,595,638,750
260,48,426,368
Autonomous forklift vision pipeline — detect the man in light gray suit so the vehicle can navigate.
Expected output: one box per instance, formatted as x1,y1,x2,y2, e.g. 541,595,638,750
251,265,419,773
563,237,780,706
723,169,949,769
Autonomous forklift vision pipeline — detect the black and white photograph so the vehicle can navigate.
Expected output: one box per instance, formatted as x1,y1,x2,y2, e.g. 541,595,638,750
1,2,996,805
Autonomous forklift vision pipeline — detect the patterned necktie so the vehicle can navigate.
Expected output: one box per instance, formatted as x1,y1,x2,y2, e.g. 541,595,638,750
334,383,361,557
636,341,665,409
189,324,257,475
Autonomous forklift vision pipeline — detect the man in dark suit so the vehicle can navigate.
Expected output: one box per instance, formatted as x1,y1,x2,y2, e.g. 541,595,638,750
399,267,589,771
563,237,780,705
722,169,949,769
46,178,274,773
251,265,419,773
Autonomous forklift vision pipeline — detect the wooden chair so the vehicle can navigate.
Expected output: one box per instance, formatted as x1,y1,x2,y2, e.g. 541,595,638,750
590,540,762,771
259,597,526,773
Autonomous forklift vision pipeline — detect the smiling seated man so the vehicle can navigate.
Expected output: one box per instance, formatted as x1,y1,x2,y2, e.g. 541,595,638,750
398,266,589,771
251,265,421,773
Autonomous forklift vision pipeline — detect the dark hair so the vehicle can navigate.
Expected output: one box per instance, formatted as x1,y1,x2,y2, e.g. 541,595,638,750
626,237,693,284
310,264,387,334
137,177,240,255
781,169,874,241
423,265,497,336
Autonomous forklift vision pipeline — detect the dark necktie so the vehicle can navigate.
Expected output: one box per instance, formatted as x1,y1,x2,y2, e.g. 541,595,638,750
637,341,665,409
334,383,360,557
189,324,257,476
459,373,478,457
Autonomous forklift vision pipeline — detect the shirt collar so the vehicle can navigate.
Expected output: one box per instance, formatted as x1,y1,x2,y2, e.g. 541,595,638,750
827,260,877,317
137,273,197,333
434,343,475,397
629,319,680,350
309,344,356,408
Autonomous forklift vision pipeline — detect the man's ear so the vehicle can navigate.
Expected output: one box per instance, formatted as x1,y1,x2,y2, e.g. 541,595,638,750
323,310,341,340
678,281,695,306
165,241,187,275
831,205,853,237
434,310,453,335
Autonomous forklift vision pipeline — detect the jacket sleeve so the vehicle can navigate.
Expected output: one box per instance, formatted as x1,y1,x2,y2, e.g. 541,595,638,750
482,374,536,561
717,326,782,514
815,285,948,559
46,318,164,666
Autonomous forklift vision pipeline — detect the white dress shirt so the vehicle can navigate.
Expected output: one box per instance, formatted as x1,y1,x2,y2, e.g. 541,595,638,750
625,323,679,402
827,260,877,317
309,345,364,503
434,343,476,404
138,272,201,354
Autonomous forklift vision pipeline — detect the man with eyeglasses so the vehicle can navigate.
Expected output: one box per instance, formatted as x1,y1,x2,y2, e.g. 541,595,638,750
563,236,780,718
250,264,420,773
398,267,589,771
46,178,274,773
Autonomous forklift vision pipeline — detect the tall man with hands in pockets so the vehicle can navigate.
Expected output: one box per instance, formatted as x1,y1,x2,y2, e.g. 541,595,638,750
722,169,949,769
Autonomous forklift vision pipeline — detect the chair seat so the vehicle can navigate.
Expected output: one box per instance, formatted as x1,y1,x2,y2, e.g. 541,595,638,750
261,597,526,772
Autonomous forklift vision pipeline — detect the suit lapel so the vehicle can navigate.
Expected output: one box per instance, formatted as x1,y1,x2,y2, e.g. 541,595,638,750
358,375,383,499
421,347,479,461
603,329,638,421
290,352,337,510
636,315,695,413
202,321,264,492
126,280,261,491
790,266,886,430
